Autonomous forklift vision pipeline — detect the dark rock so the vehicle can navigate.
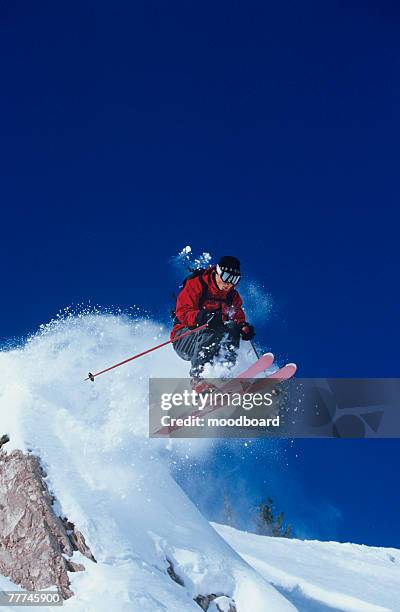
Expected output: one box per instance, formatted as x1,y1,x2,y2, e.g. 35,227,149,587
0,435,10,450
195,594,217,610
166,557,184,586
60,518,96,563
0,450,95,599
194,593,237,612
210,595,237,612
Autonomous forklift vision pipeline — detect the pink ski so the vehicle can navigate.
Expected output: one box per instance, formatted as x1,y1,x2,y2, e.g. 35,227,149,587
265,362,297,381
235,352,275,378
205,362,297,408
155,353,282,435
212,352,275,396
241,362,297,395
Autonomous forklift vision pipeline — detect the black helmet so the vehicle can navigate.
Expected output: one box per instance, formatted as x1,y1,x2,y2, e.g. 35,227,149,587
216,256,241,285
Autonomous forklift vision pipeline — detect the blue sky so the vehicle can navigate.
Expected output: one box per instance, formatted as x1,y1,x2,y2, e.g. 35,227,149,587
1,2,399,546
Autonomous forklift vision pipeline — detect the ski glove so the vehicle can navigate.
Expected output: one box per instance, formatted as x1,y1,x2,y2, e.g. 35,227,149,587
207,311,225,330
240,322,255,341
196,309,224,329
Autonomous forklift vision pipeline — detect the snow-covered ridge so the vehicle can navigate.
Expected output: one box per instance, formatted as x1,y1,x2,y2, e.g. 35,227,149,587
214,523,400,612
1,313,398,611
0,314,292,611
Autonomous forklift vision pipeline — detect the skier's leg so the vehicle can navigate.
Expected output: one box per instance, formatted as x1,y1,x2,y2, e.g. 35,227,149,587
173,323,240,376
173,326,221,377
219,321,241,370
189,327,226,378
172,327,198,361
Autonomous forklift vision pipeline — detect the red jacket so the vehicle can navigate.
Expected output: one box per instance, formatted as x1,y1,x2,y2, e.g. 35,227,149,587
171,267,246,339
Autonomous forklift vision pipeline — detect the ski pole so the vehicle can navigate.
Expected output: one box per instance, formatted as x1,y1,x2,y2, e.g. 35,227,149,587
85,323,209,382
250,340,260,360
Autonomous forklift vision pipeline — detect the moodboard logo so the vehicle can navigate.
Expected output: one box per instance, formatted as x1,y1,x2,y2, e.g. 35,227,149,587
288,378,400,438
149,378,400,438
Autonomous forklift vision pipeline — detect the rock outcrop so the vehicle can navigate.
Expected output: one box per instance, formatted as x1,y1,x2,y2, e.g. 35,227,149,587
0,448,96,599
0,443,236,610
167,558,236,611
195,593,237,611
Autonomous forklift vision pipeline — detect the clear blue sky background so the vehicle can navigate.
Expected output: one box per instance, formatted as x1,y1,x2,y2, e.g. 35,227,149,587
1,2,399,546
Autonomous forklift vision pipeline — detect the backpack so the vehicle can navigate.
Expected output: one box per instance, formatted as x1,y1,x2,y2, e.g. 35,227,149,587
171,267,235,323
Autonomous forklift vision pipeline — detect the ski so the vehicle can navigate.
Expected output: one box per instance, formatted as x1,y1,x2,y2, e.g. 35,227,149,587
223,362,297,394
189,352,275,395
235,352,275,378
265,362,297,381
194,362,298,419
236,362,297,396
192,363,297,434
153,354,274,436
153,357,299,436
207,353,275,397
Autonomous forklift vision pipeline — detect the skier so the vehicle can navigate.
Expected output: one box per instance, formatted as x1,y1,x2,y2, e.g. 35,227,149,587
171,256,255,385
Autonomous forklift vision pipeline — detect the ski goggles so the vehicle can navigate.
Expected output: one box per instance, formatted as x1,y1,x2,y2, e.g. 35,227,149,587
216,264,241,285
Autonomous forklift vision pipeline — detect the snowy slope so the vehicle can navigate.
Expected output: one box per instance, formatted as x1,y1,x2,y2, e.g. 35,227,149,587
2,313,398,612
0,313,294,612
214,523,400,612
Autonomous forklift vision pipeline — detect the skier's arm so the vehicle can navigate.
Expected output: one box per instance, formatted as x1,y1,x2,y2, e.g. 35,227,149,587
232,291,246,326
175,277,204,328
233,292,255,340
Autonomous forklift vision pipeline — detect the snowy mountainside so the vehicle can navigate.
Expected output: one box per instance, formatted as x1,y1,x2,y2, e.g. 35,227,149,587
0,314,293,611
214,523,400,612
1,313,398,612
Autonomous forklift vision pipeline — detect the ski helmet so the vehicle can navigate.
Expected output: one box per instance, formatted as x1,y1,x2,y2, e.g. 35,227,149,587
216,256,241,285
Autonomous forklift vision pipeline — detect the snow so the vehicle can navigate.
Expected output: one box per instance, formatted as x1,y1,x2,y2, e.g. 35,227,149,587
0,312,398,611
214,523,400,612
0,313,292,611
174,245,213,271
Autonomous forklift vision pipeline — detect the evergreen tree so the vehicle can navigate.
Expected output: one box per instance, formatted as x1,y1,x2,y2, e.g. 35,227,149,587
272,512,284,537
222,493,235,527
256,497,293,538
256,498,274,535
